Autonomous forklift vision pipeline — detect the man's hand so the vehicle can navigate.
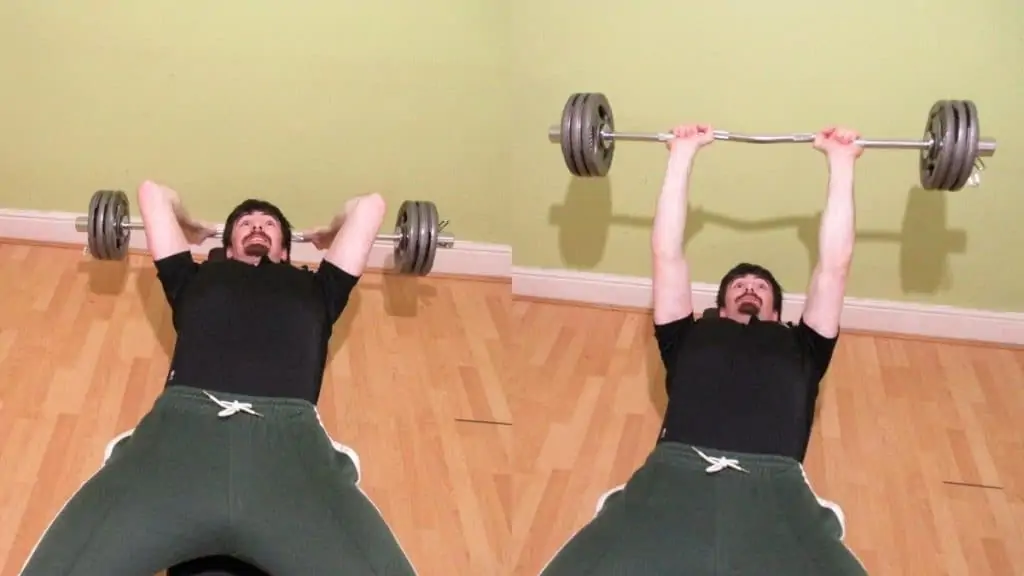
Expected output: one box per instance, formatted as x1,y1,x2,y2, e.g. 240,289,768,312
813,127,864,161
665,124,716,155
298,226,335,251
298,197,367,251
180,219,218,245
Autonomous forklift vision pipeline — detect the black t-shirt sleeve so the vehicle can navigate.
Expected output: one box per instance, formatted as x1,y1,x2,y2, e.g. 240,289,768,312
792,318,839,402
653,314,697,376
314,259,360,325
154,250,200,313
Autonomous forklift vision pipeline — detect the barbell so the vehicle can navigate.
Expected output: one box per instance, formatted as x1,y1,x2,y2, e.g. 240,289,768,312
75,189,455,276
548,92,998,191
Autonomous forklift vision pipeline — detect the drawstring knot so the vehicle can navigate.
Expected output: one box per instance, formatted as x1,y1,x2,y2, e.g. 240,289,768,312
693,447,748,474
203,391,263,418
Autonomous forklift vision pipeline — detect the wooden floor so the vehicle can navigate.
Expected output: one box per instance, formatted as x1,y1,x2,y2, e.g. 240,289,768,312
0,243,1022,575
0,243,512,576
509,300,1024,576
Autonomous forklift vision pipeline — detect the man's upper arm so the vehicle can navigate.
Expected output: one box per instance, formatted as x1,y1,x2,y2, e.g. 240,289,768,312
322,194,387,278
154,251,200,323
314,260,360,325
792,318,839,384
800,267,847,339
653,313,696,381
652,255,694,326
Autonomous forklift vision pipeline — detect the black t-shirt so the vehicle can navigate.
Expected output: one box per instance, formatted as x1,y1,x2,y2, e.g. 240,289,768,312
654,313,838,462
153,250,359,404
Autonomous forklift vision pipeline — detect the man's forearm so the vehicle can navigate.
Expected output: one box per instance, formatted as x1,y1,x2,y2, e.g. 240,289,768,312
816,158,856,274
651,151,696,258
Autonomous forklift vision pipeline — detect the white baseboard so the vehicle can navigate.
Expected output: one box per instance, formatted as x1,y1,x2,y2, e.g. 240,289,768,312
3,208,1022,345
0,208,512,279
512,266,1024,347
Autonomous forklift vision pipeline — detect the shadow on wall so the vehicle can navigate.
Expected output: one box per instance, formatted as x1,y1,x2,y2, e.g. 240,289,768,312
549,180,967,295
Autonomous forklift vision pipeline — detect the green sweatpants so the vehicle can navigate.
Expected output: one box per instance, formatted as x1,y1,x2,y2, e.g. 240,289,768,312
539,442,869,576
18,386,417,576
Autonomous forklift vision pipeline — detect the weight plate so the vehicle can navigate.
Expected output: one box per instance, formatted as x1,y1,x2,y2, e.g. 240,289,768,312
101,191,120,260
919,101,955,190
560,94,583,177
950,100,980,191
86,190,103,259
419,201,439,276
95,190,113,260
940,100,960,190
409,201,428,275
108,190,130,260
933,101,958,190
945,101,970,192
918,105,937,189
394,200,420,274
579,93,615,177
393,201,408,272
568,94,590,177
919,101,944,189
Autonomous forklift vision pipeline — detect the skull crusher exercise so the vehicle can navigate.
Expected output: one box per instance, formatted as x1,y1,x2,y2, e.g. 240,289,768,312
19,181,418,576
537,125,870,575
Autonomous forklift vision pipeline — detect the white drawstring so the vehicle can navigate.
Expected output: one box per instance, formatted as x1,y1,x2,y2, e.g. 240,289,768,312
693,447,748,474
203,391,263,418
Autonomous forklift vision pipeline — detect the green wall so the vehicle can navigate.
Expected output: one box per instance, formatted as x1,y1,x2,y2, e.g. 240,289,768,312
0,1,511,245
508,1,1023,312
2,1,1021,312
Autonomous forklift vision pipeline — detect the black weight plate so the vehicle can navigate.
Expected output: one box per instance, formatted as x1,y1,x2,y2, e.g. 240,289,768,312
579,93,615,177
568,93,591,177
419,201,439,276
393,201,410,273
102,190,121,260
917,105,937,189
100,191,121,260
940,100,960,190
410,201,429,275
919,101,948,190
932,101,958,190
560,94,584,177
945,101,970,192
108,190,130,260
951,100,980,191
94,190,113,260
395,200,420,274
86,190,103,259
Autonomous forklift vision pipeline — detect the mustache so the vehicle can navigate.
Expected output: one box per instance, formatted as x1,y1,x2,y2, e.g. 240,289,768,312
734,292,762,305
243,231,271,244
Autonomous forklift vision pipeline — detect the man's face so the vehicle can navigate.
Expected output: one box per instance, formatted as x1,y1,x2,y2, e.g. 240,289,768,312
719,274,778,323
226,210,288,265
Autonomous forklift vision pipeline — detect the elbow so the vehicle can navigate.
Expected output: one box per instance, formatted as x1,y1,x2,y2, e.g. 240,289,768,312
352,193,387,223
818,243,854,276
819,255,853,277
137,180,172,212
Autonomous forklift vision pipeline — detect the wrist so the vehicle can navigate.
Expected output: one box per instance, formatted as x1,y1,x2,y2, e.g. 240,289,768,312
666,149,696,174
827,155,856,170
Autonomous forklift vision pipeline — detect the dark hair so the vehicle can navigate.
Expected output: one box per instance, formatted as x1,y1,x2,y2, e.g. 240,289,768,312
715,262,784,316
222,199,293,261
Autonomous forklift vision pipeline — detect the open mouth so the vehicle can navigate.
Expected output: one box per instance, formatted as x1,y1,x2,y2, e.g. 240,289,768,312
245,233,270,245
